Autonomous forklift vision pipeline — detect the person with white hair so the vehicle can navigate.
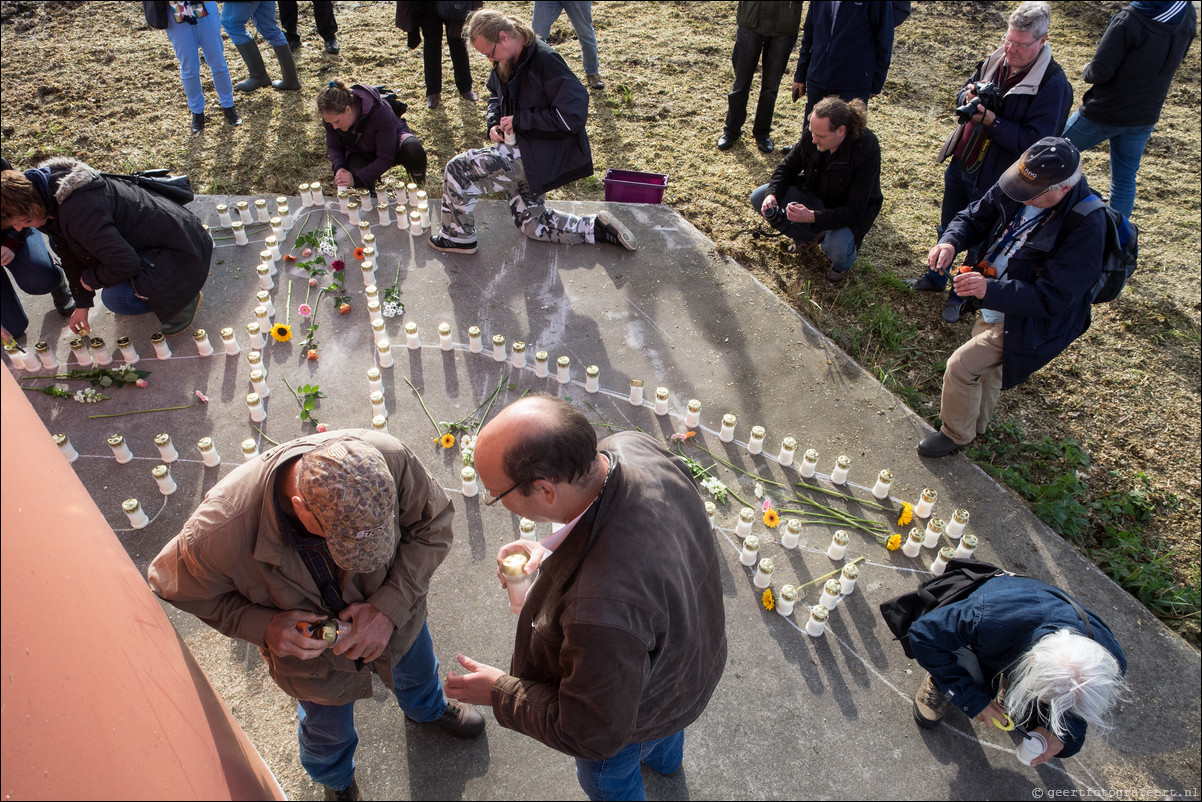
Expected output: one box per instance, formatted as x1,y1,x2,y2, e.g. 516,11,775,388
908,574,1127,766
915,136,1105,458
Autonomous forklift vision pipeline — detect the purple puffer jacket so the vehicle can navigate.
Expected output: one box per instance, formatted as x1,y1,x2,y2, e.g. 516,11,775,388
324,84,415,188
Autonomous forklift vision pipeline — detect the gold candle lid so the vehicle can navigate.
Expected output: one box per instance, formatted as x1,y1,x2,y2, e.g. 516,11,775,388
107,434,125,447
438,323,452,336
961,533,979,548
557,356,570,367
750,425,765,439
372,320,386,332
519,518,536,532
824,579,842,596
953,508,970,523
361,260,374,272
833,530,850,546
722,413,736,426
152,464,169,479
781,436,797,449
215,203,228,211
154,433,171,446
249,320,263,333
921,488,938,502
358,220,370,230
365,284,378,296
70,338,85,349
743,535,759,551
116,336,131,347
32,340,49,352
501,553,529,578
338,188,349,197
492,334,505,346
230,220,243,229
739,507,755,522
370,391,384,403
193,329,207,341
461,466,477,481
804,448,819,461
220,328,235,340
236,200,248,210
468,326,481,338
908,528,924,542
630,378,644,388
122,499,141,514
53,433,69,446
377,339,391,352
786,518,802,534
841,562,860,579
256,263,270,275
241,438,258,455
878,469,894,482
704,501,717,516
404,321,418,334
939,546,957,560
151,331,166,343
687,399,701,412
275,196,288,206
836,454,851,468
372,415,388,429
780,585,798,602
512,341,526,352
270,216,282,226
198,437,214,451
255,198,268,207
246,393,261,406
928,518,945,533
655,386,669,400
247,350,262,364
810,605,829,622
250,368,265,382
89,336,105,348
535,350,549,362
367,367,381,381
757,558,774,574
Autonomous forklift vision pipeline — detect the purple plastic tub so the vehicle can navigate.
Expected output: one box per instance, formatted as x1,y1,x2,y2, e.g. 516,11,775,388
602,168,669,204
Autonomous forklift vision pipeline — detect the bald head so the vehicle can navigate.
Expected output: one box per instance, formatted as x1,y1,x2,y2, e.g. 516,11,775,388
476,395,599,499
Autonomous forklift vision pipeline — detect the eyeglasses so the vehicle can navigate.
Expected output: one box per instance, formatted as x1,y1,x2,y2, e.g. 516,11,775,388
482,478,539,507
1002,34,1041,51
485,37,500,61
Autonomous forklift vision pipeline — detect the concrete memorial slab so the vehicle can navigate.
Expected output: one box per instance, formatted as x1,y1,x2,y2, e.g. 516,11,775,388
8,195,1199,800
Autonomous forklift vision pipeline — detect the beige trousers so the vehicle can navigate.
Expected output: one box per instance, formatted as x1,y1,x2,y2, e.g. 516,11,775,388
940,318,1005,445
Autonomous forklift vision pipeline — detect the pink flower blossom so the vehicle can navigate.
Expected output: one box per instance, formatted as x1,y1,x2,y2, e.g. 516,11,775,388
761,498,775,512
331,260,345,272
669,431,696,443
316,423,328,433
195,390,209,404
299,304,312,317
309,278,318,287
302,248,312,257
135,378,149,389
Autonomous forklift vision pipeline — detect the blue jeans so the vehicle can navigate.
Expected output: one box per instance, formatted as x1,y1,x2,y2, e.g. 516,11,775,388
221,0,288,47
750,183,858,273
296,622,446,790
1,230,64,339
532,1,599,75
99,282,153,316
1061,109,1154,219
166,1,234,113
724,26,797,139
575,729,684,801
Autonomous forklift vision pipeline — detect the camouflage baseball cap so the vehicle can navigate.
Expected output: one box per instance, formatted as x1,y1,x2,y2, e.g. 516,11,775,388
296,436,397,573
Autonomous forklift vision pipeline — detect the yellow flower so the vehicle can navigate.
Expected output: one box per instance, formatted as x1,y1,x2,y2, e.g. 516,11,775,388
271,323,293,342
761,588,775,611
897,502,914,526
439,432,456,449
762,509,780,528
887,533,902,551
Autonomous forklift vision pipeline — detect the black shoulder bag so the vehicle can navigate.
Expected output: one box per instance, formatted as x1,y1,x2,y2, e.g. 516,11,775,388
101,169,194,207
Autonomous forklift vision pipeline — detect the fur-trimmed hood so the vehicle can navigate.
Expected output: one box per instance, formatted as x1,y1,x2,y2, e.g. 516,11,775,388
38,156,101,206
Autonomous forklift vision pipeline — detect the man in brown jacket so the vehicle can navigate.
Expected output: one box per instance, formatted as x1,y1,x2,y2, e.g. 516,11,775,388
444,396,727,801
149,431,483,801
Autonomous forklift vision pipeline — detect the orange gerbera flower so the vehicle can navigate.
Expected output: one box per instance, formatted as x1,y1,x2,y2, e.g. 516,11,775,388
762,509,781,528
439,432,455,449
339,303,351,315
307,349,319,360
353,247,366,260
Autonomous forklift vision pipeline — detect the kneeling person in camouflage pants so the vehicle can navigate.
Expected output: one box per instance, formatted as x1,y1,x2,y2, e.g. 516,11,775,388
430,9,635,256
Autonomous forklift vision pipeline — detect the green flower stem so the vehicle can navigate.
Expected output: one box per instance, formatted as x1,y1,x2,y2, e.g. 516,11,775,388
776,509,884,536
330,213,356,244
797,556,866,590
793,480,889,510
285,280,293,325
281,373,304,412
776,507,886,530
253,425,280,446
404,377,444,436
685,442,788,488
87,400,200,419
473,372,509,435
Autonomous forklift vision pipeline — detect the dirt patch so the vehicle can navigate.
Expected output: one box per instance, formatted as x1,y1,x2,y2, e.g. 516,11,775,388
2,1,1198,647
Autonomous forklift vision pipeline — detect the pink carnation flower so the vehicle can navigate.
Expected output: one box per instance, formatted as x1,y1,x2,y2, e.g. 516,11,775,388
299,303,312,317
316,423,328,433
302,248,312,257
309,278,318,287
195,390,209,404
136,378,149,389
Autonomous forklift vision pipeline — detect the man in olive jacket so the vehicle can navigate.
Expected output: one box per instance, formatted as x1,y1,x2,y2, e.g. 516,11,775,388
149,431,483,800
445,396,727,801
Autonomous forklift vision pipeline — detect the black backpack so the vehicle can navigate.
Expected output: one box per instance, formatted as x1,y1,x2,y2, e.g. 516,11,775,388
1057,194,1139,304
372,85,408,117
879,559,1012,659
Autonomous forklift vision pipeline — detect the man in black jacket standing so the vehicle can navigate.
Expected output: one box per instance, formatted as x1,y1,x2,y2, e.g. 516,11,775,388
750,96,882,283
429,9,636,256
1062,0,1196,218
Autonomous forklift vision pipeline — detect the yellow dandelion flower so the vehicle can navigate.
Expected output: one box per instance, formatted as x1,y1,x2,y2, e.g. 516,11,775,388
762,588,775,611
762,509,781,528
886,533,902,551
439,432,456,449
271,323,293,342
897,502,914,526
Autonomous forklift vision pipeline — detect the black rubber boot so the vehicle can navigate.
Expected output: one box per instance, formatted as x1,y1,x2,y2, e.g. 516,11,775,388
234,41,272,92
271,44,301,91
51,278,76,317
191,112,206,134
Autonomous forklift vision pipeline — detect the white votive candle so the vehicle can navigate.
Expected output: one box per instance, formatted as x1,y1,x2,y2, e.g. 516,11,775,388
264,236,280,261
338,189,349,214
361,260,376,285
247,392,267,422
931,546,956,577
492,335,506,362
501,554,532,614
90,337,113,366
778,436,797,466
123,499,150,529
70,338,93,367
377,201,391,226
781,518,801,549
270,216,285,240
276,204,291,229
461,467,479,498
685,399,701,428
250,368,270,398
198,437,221,467
438,323,454,351
370,390,387,419
535,350,550,377
914,488,937,518
116,337,139,364
299,183,313,207
152,464,177,496
194,329,214,357
409,210,422,233
231,221,248,245
777,585,798,617
242,438,260,462
377,339,394,368
735,507,754,537
247,322,266,349
873,469,894,500
511,341,526,368
556,356,571,384
629,380,645,406
396,204,409,230
818,579,842,610
372,415,388,432
519,518,537,541
830,455,851,485
220,328,241,356
902,528,924,558
405,322,420,350
257,264,274,290
799,448,818,478
150,332,172,359
108,434,133,464
739,535,759,567
924,518,945,548
371,320,387,346
359,192,372,212
747,426,765,455
585,365,600,393
406,183,419,206
468,326,482,352
154,433,179,463
255,198,270,222
236,200,252,224
367,367,383,395
705,501,717,530
840,562,859,594
954,533,978,560
311,183,324,206
805,605,830,637
654,387,669,415
946,508,969,539
53,433,79,463
753,558,774,589
216,203,232,227
718,414,736,443
827,530,849,561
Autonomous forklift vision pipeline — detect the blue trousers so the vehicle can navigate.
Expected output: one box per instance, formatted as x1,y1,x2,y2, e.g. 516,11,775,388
749,182,858,273
165,1,235,113
296,621,447,790
532,1,599,75
723,26,797,139
221,0,288,47
99,282,153,316
1062,109,1154,219
1,231,64,339
575,730,684,801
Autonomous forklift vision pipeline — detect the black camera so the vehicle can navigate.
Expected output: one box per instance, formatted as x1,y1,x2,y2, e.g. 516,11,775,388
955,81,1003,124
764,203,785,224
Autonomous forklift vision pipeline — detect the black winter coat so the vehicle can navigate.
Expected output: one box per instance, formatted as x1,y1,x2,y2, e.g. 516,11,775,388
767,126,883,247
38,157,210,323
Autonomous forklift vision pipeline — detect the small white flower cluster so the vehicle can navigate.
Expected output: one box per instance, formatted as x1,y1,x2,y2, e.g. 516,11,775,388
460,434,475,467
753,482,765,499
382,300,404,319
701,476,728,503
318,237,337,259
74,387,105,404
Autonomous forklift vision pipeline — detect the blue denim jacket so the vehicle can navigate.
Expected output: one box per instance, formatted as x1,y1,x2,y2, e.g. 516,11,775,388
908,575,1125,758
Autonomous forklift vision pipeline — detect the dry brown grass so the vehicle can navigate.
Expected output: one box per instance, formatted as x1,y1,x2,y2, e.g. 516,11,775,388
2,0,1198,643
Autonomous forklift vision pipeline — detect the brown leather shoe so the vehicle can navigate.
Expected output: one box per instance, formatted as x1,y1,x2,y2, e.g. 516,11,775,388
428,700,484,738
